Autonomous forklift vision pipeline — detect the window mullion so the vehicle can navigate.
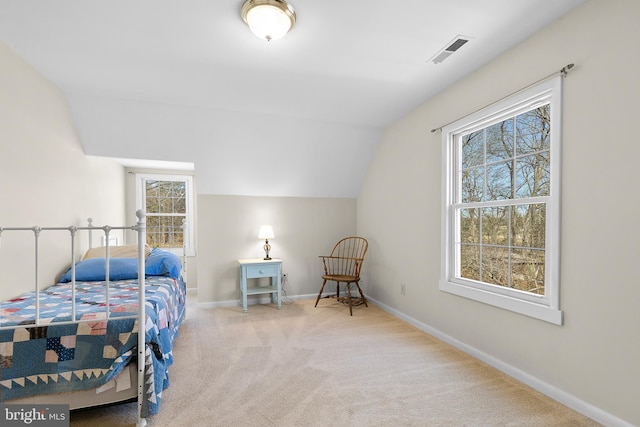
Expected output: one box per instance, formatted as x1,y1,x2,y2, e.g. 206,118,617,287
136,173,194,256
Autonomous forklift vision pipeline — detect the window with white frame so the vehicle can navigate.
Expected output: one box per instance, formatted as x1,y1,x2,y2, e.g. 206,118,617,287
440,76,563,325
136,174,194,257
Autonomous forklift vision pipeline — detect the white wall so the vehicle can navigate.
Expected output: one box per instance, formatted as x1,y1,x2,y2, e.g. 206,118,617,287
0,42,126,301
196,195,356,305
357,0,639,425
66,93,381,198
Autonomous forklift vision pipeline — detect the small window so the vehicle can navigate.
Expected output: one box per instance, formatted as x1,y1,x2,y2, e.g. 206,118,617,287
440,76,562,325
136,174,194,256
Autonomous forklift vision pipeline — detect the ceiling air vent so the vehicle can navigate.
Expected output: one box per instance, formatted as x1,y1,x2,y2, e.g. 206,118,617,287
429,36,471,64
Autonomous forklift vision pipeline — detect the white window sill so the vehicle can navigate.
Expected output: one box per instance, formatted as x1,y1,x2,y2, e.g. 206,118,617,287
439,280,563,325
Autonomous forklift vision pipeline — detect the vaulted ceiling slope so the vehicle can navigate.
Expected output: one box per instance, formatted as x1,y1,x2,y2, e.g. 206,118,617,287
0,0,584,197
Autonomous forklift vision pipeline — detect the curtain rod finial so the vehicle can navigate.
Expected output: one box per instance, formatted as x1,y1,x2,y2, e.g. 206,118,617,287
561,63,574,76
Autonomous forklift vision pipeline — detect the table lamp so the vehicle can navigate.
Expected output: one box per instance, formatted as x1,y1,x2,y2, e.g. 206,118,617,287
258,225,274,260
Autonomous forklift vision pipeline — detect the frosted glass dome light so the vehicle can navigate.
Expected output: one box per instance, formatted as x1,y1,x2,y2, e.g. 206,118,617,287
241,0,296,42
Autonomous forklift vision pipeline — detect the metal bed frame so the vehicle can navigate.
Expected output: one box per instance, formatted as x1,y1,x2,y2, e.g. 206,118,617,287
0,210,151,426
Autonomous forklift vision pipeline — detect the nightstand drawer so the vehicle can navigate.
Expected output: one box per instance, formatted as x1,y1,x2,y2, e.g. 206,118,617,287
246,264,278,279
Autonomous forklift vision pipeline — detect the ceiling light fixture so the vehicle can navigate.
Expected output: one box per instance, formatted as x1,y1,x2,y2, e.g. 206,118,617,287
241,0,296,42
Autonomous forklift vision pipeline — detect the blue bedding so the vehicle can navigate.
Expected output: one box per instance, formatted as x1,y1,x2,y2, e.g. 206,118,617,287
0,273,186,417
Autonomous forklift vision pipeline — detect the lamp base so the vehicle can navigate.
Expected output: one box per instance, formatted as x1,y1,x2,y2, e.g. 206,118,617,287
263,240,271,260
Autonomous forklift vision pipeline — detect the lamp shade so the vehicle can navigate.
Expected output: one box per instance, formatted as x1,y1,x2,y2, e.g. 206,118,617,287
241,0,296,42
258,225,275,240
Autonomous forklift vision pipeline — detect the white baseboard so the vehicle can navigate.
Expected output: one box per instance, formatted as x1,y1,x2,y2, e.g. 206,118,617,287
284,293,317,301
195,293,317,310
366,297,633,427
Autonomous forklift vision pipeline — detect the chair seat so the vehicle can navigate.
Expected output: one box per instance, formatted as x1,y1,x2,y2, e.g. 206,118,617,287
322,274,359,283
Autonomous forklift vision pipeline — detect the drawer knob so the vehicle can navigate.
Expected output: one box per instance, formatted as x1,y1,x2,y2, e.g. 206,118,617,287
259,269,264,274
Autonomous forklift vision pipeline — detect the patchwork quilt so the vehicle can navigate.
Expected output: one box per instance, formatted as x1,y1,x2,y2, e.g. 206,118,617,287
0,276,186,416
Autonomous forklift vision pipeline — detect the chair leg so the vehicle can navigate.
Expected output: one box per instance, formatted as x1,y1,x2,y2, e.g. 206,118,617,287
355,281,368,307
346,283,353,316
315,279,328,307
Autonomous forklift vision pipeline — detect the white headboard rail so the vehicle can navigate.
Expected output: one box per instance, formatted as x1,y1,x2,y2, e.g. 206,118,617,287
0,211,147,329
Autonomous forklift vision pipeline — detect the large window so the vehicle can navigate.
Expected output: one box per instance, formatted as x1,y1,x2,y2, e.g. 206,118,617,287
136,174,194,256
440,76,562,324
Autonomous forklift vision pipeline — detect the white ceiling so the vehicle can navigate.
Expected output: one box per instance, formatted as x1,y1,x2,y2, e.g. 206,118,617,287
0,0,585,196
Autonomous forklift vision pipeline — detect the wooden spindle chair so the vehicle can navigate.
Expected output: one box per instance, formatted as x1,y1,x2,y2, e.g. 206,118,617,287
314,237,368,316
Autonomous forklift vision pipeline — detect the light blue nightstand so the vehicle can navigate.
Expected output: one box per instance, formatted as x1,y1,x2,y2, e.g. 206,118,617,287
238,258,282,313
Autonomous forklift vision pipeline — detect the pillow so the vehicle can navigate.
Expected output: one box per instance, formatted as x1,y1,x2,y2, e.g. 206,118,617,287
60,258,139,283
145,248,182,279
82,244,151,260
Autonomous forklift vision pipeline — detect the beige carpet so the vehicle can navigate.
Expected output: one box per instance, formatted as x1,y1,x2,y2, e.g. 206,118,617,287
70,297,600,427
